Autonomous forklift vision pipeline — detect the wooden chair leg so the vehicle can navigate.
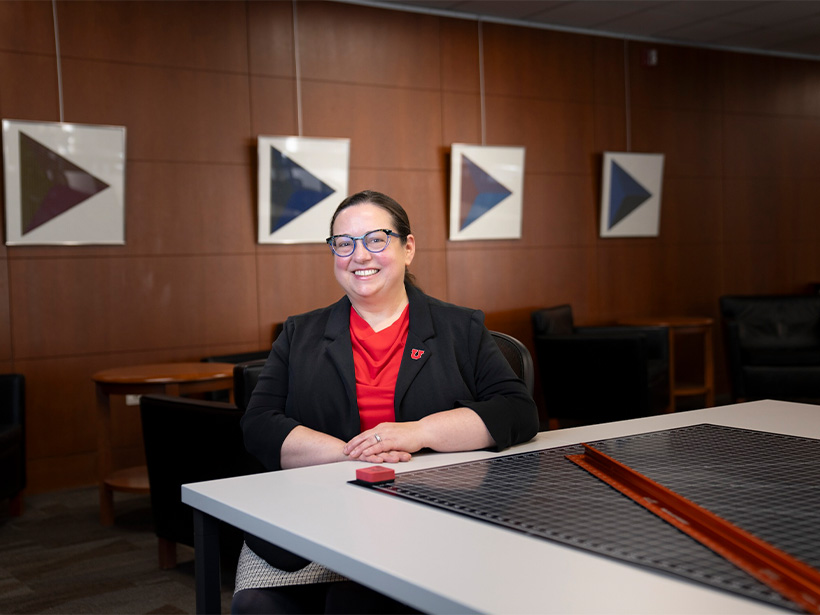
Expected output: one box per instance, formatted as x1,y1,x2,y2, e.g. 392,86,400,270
9,492,24,517
158,537,177,569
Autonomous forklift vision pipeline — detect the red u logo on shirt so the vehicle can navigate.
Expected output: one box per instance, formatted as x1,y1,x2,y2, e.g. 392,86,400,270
411,349,424,360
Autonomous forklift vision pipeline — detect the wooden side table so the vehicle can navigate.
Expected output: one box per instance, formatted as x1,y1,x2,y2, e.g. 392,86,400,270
618,317,715,413
93,362,235,526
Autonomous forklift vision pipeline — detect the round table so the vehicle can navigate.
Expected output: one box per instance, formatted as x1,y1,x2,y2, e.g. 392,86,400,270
93,362,235,525
617,316,715,413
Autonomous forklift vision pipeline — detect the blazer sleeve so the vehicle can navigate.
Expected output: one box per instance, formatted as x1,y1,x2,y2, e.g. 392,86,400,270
240,319,301,471
457,312,540,450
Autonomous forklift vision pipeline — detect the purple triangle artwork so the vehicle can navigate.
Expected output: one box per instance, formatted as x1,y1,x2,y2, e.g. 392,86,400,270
599,152,664,238
449,144,525,241
19,132,110,234
2,119,126,245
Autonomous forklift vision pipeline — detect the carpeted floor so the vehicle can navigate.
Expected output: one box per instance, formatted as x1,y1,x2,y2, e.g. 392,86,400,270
0,486,234,614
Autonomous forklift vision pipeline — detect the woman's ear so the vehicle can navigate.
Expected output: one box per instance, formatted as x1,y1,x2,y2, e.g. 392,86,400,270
404,234,416,266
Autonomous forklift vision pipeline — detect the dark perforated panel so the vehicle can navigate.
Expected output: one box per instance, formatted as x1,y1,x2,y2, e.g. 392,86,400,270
355,425,820,612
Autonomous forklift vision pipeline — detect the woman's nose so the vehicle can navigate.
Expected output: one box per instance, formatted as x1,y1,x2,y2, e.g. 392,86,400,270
352,240,371,260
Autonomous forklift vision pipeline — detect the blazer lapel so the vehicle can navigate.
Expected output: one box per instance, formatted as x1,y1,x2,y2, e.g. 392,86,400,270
394,286,435,409
324,297,359,431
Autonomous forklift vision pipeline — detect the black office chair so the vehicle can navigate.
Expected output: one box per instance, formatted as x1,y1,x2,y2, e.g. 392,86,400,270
531,305,670,427
0,373,26,516
489,330,535,396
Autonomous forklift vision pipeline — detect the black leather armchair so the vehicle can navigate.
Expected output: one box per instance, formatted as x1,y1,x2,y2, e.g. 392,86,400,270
139,361,265,569
719,295,820,403
531,305,670,426
0,373,25,516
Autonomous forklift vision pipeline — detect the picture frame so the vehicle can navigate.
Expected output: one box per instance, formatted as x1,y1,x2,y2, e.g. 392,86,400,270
449,144,525,241
257,135,350,244
600,152,664,238
2,119,126,246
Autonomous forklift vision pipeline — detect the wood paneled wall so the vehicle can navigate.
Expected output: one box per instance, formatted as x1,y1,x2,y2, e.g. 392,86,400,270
1,1,818,493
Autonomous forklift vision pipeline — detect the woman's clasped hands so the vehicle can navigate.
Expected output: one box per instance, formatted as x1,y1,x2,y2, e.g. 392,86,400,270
343,421,427,464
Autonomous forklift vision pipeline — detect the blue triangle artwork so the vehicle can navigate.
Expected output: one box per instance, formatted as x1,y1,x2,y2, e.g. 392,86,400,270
460,155,512,231
608,160,652,230
269,146,334,234
19,132,110,235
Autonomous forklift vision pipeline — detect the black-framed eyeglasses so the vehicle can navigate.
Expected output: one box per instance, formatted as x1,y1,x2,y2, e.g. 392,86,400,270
325,229,404,257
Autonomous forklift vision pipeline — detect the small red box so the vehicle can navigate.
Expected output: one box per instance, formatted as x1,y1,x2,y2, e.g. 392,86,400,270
356,466,396,483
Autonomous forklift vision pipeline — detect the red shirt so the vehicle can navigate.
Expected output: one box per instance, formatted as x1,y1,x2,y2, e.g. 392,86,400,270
350,304,409,432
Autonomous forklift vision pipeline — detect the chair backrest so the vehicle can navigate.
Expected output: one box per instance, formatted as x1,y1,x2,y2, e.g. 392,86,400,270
201,350,269,403
531,305,575,337
139,394,263,548
233,359,267,412
201,349,270,364
489,331,535,396
720,295,820,350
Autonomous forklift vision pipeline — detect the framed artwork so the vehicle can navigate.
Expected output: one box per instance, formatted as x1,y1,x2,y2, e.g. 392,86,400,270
257,136,350,244
600,152,664,238
2,119,126,245
449,144,525,241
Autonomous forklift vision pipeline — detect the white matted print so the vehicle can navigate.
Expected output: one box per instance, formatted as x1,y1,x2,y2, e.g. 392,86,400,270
2,119,126,245
449,144,524,241
258,136,350,244
600,152,664,238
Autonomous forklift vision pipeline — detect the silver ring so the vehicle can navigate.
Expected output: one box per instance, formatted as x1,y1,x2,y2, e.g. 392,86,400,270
374,434,382,444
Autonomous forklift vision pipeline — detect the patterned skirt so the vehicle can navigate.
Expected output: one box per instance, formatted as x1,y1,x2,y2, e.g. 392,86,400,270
233,542,348,593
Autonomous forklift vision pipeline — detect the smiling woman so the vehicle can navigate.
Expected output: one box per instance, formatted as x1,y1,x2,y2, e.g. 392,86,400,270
329,190,417,305
232,189,539,614
329,196,415,332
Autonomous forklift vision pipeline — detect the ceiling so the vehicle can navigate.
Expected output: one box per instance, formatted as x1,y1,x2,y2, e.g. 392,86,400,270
351,0,820,61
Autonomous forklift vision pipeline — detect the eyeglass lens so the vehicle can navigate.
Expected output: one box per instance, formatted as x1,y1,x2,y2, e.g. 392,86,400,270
331,230,390,256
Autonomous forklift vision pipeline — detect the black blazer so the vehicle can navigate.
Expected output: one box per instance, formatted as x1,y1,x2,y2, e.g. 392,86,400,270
242,285,539,471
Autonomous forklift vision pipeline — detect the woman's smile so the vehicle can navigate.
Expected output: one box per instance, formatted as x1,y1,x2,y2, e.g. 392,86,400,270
354,268,379,277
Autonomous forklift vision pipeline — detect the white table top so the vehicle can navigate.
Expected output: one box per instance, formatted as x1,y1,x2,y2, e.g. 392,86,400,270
182,400,819,614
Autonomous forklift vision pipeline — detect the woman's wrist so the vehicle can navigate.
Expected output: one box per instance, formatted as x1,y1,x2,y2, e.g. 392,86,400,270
280,426,348,469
